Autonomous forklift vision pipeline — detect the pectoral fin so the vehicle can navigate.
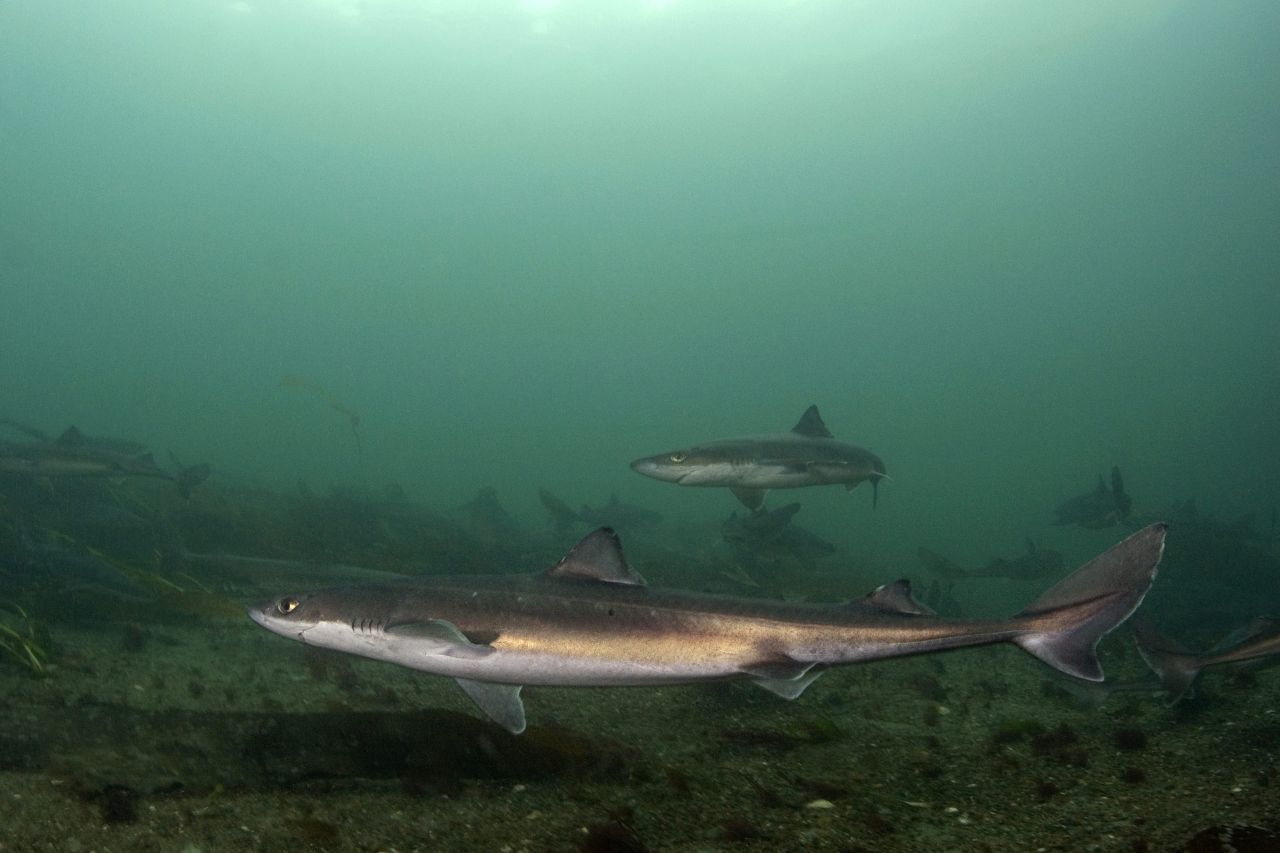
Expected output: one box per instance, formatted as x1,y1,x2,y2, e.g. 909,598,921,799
455,678,526,734
742,660,823,699
385,619,495,660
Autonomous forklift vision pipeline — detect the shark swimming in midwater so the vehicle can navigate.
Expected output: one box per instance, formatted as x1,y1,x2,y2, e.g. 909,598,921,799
630,405,886,510
1053,466,1132,529
1133,616,1280,703
917,539,1065,582
249,524,1167,734
0,425,209,498
538,488,663,535
721,502,836,573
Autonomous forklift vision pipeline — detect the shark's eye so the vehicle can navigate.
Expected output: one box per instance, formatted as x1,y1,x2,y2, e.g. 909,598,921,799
669,452,687,463
276,597,300,615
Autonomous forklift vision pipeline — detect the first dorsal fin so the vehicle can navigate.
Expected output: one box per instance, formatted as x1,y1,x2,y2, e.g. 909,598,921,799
862,580,936,616
790,405,833,439
546,527,646,585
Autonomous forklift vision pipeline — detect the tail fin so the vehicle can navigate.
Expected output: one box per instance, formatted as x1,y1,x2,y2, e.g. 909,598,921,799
176,463,211,499
537,488,580,534
1131,617,1201,703
1110,466,1132,521
869,469,890,509
1012,523,1166,681
916,546,968,581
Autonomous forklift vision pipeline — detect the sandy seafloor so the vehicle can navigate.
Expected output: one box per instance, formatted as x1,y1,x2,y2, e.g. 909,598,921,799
0,618,1276,853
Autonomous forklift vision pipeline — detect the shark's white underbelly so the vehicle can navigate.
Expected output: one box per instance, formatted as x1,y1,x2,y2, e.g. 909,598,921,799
368,641,741,687
678,464,830,489
303,621,798,687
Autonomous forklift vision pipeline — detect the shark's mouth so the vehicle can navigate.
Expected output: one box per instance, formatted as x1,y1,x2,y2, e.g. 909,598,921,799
246,605,311,643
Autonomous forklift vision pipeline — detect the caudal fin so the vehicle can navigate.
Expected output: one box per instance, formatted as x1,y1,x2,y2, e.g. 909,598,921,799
176,463,211,499
537,488,581,534
1110,466,1132,521
1012,523,1167,681
1131,617,1201,703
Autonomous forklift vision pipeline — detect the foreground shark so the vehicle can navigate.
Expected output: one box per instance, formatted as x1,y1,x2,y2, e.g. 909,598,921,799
249,524,1167,734
630,405,886,510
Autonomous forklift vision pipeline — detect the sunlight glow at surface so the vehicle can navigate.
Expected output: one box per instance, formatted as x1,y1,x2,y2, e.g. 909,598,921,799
518,0,561,15
640,0,681,16
2,0,1272,554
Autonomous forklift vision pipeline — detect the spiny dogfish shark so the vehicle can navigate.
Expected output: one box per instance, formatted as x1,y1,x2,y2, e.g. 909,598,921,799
249,524,1167,734
630,405,886,510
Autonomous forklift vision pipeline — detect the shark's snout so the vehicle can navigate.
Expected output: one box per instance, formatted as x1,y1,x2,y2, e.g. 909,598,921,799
246,603,269,628
629,457,664,478
630,455,685,483
247,598,310,641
